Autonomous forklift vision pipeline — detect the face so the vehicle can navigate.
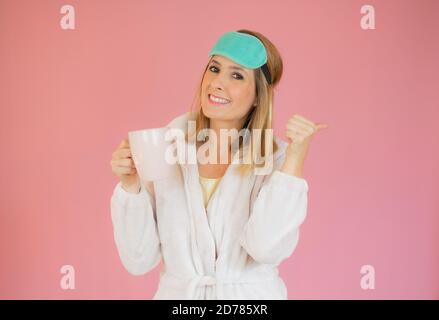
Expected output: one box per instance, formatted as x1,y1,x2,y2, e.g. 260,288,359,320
200,55,257,125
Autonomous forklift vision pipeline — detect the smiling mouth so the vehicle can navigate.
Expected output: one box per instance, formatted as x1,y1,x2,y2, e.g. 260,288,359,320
208,94,231,105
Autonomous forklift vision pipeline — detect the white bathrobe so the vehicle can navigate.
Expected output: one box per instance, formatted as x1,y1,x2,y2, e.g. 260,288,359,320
110,112,309,299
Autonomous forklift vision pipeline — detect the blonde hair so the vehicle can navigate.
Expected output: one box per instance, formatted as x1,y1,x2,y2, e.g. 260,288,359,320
188,29,284,176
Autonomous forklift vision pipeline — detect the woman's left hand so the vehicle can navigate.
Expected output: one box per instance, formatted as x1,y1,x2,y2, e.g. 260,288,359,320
281,114,329,177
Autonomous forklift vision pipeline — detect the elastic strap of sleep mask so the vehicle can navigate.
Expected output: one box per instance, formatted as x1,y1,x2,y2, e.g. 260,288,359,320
260,63,272,85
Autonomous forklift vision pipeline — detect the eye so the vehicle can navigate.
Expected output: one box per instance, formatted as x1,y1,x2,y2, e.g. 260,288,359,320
233,73,244,80
209,65,219,73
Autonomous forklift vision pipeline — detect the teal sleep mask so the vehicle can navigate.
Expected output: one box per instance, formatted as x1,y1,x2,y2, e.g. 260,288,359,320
208,31,272,85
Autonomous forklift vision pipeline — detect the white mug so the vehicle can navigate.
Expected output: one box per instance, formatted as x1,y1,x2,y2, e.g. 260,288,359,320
128,127,178,182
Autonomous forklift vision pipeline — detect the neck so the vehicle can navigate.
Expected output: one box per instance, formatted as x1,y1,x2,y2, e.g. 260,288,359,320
203,117,247,164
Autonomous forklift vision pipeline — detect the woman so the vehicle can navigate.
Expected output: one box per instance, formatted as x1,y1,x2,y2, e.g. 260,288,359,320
110,30,328,299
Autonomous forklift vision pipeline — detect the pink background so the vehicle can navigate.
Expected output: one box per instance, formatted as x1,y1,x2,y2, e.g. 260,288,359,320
1,0,438,299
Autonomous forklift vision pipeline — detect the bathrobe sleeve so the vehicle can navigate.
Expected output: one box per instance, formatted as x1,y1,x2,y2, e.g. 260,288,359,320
239,153,309,265
110,181,161,275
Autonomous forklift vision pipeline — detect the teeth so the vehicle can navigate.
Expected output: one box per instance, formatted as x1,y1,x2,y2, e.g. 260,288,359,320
209,94,230,104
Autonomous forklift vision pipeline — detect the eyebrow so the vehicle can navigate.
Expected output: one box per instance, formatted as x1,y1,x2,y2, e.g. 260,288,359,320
210,59,248,75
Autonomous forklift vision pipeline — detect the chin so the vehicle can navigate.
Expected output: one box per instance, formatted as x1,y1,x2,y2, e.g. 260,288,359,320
201,101,229,120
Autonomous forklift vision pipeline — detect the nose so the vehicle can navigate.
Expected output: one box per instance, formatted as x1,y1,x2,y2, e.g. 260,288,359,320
209,72,227,91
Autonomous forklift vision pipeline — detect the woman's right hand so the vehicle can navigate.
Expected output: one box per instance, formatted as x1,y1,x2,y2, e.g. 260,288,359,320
110,138,141,193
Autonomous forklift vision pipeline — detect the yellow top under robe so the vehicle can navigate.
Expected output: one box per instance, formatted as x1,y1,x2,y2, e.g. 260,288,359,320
199,176,222,207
